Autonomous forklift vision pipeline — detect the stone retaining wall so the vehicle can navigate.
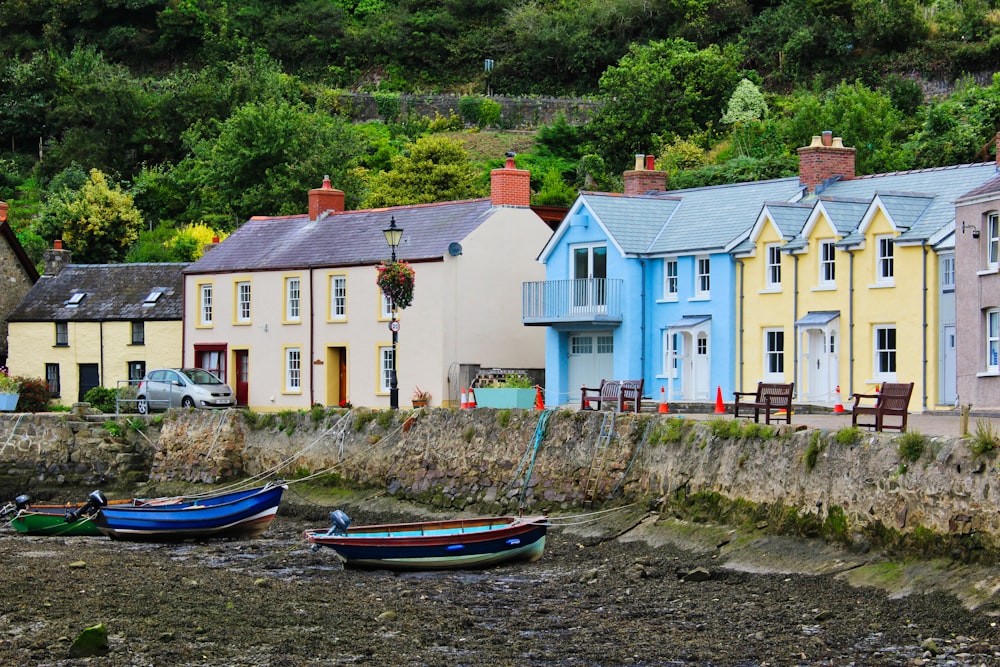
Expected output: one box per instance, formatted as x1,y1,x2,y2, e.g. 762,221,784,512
2,409,997,552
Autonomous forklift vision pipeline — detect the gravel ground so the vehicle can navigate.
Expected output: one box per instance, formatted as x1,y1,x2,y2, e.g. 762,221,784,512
2,493,999,667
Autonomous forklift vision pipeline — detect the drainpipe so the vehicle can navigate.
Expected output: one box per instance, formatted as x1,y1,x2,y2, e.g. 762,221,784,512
100,321,104,387
309,268,315,407
181,279,187,367
922,242,928,410
738,259,745,391
792,254,799,399
848,250,855,394
640,259,646,383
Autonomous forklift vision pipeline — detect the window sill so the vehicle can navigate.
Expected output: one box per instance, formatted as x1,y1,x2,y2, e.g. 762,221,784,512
54,344,69,348
976,371,1000,378
656,297,679,303
864,377,897,385
688,295,711,302
129,342,145,346
977,267,999,276
868,282,895,289
812,285,836,292
758,288,782,294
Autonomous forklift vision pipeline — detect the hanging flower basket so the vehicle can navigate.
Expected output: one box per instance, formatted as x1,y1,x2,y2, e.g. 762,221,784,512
376,261,416,310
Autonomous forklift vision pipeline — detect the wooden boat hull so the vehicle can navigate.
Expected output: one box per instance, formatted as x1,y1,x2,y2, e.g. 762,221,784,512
304,515,548,571
93,484,286,542
7,499,140,537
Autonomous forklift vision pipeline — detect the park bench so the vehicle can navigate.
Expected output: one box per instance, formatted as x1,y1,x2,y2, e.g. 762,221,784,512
850,382,914,432
733,382,794,424
580,379,645,413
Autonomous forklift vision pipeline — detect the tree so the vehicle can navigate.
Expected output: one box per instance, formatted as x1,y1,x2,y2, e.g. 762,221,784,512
589,39,743,172
60,169,143,264
362,134,484,207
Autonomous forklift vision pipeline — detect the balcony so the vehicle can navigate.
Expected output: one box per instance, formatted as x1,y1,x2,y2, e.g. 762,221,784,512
522,278,623,326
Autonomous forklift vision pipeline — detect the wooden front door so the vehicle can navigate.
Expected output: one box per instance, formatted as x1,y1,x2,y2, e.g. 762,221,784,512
234,350,249,407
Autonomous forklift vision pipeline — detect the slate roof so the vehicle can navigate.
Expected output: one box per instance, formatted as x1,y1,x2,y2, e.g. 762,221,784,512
956,173,1000,202
186,199,495,274
578,193,681,255
8,263,187,322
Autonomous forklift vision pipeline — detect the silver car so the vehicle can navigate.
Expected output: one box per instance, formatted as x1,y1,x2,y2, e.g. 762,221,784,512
136,368,236,413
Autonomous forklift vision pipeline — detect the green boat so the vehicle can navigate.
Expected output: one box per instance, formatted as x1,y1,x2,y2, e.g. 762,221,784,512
2,491,132,537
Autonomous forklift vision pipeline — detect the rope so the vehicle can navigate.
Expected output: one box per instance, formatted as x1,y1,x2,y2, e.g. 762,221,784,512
543,502,643,526
2,412,26,452
517,410,552,509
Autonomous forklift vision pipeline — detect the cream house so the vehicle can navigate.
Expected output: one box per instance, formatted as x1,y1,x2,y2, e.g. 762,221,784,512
0,201,40,368
7,243,186,404
183,159,552,410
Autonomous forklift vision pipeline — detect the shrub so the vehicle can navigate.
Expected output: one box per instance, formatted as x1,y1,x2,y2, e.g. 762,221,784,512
14,376,52,412
84,386,118,413
969,419,1000,456
709,418,742,439
897,430,928,463
834,426,862,445
804,431,825,472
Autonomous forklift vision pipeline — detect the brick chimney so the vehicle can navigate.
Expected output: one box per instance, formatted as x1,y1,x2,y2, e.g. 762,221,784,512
44,239,72,276
623,154,667,195
798,132,856,193
0,201,7,222
308,175,345,221
490,154,531,206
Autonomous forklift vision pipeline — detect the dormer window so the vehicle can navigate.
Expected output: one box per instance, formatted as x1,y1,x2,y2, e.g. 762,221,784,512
65,292,86,307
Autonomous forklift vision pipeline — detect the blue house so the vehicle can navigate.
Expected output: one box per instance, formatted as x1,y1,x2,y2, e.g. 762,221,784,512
526,156,803,407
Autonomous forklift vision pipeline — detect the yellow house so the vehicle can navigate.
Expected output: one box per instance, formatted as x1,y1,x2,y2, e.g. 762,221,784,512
733,134,999,412
7,245,186,406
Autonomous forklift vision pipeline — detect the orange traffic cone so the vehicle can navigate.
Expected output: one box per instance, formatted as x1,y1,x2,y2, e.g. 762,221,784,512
534,385,545,410
658,386,669,414
460,387,469,409
714,386,726,414
833,385,845,413
582,385,591,410
468,388,477,409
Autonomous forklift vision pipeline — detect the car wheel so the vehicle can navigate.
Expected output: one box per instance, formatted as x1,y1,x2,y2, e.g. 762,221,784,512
137,397,149,415
182,396,195,408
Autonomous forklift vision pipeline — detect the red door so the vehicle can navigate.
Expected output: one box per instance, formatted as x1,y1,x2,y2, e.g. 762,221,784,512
235,350,249,407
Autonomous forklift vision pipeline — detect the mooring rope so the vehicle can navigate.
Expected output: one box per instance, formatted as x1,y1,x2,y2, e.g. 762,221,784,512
542,502,643,526
517,409,552,509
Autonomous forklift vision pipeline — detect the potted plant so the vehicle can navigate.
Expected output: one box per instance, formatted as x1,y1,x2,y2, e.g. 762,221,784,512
411,386,431,408
473,374,537,409
0,366,21,412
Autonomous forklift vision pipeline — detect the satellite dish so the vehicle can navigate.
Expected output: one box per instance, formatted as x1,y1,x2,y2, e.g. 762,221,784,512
448,242,463,256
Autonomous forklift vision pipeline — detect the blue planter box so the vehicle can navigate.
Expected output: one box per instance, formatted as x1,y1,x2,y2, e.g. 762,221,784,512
0,393,19,411
473,388,535,409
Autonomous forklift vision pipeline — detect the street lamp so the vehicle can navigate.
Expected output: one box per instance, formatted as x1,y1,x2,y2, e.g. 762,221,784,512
383,216,403,410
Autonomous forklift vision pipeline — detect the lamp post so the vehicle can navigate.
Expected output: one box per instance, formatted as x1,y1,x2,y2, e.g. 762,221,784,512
383,216,403,410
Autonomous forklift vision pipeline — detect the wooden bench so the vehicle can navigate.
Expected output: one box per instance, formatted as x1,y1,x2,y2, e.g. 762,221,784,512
850,382,914,432
733,382,794,424
580,379,644,413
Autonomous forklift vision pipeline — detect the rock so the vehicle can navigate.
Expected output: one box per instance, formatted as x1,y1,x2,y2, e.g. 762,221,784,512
68,561,86,569
68,623,108,657
681,567,711,582
920,638,938,654
377,611,397,623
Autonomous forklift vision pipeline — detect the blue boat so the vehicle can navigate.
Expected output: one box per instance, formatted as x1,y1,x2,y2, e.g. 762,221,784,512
303,512,548,571
92,482,286,541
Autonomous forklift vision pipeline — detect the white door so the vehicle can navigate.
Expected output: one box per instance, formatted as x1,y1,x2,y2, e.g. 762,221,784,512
693,332,710,399
571,245,607,312
567,332,614,402
805,330,829,401
942,325,957,406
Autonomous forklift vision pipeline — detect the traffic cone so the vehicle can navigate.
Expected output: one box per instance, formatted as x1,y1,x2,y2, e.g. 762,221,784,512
714,386,726,414
582,385,591,410
534,385,545,410
468,388,477,409
833,385,845,413
658,386,669,414
460,387,469,409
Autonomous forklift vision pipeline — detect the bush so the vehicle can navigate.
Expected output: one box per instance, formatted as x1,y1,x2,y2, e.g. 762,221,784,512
897,431,928,463
84,386,118,413
14,376,52,412
969,419,1000,457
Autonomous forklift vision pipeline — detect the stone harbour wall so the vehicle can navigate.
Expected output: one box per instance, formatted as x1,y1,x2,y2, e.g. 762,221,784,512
2,408,998,553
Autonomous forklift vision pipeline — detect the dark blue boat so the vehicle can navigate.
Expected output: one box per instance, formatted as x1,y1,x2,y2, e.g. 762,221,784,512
92,483,286,541
304,513,548,570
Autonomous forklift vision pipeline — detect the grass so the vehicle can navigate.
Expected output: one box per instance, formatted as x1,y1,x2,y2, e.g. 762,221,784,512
969,419,1000,456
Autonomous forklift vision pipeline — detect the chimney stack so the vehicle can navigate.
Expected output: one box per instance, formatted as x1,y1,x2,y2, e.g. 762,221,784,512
308,175,345,221
490,153,531,206
623,154,667,195
798,132,856,193
44,239,72,276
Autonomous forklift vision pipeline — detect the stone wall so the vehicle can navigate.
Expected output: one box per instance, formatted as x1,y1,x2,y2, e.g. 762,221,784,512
3,409,998,553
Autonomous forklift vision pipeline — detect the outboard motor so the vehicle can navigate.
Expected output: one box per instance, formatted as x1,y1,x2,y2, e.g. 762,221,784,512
65,490,108,523
15,494,30,510
2,494,31,519
328,509,351,536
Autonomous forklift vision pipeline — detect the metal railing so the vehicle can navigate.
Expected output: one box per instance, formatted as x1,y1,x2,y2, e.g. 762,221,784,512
522,278,623,324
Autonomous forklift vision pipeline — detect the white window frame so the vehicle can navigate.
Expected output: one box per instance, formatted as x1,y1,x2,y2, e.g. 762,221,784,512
873,325,897,379
663,259,678,301
330,275,347,320
819,240,836,286
989,213,1000,268
695,256,710,298
876,235,894,285
199,284,213,326
285,276,301,322
987,310,1000,374
285,347,301,392
381,292,393,319
236,281,252,323
763,328,784,379
379,345,394,393
765,243,782,289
